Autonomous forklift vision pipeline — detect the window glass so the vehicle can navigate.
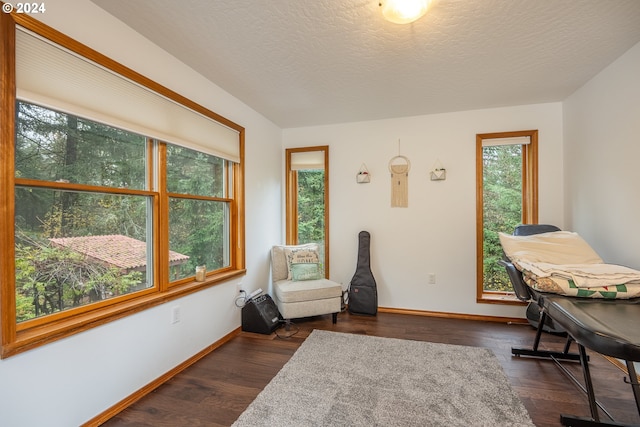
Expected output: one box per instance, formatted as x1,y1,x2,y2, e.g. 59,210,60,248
482,144,522,292
166,144,225,197
16,102,147,189
14,187,151,322
296,169,326,274
169,198,228,280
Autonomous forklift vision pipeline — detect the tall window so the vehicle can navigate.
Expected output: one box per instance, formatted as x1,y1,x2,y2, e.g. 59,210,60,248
476,130,538,303
285,146,329,276
166,144,232,281
1,14,245,358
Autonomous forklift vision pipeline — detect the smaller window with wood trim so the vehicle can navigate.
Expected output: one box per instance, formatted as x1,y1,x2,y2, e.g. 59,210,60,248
285,146,330,277
476,130,538,303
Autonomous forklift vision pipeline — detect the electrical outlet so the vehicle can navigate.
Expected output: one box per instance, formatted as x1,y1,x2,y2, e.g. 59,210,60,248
236,282,245,293
428,273,436,285
171,305,181,324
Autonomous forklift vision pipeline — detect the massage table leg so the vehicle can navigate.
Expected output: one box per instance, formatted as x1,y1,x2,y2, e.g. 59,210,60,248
533,309,546,351
561,350,635,427
512,310,582,361
627,361,640,416
579,344,600,422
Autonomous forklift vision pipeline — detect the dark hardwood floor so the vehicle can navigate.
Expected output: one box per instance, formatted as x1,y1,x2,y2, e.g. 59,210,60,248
101,311,640,426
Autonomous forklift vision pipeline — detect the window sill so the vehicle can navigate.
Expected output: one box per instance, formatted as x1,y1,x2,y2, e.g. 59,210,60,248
477,292,527,306
2,268,246,359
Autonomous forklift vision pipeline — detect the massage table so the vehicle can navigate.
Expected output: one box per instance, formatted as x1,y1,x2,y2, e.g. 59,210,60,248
500,225,640,426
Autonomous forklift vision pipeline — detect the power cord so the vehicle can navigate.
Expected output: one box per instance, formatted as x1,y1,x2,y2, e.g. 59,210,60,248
275,319,299,339
235,290,248,307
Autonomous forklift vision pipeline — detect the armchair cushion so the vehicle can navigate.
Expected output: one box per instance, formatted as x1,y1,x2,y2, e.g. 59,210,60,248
271,243,320,281
273,278,342,304
290,263,323,281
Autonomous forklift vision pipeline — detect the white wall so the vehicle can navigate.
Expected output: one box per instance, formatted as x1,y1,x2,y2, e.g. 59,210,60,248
0,1,282,426
564,41,640,268
7,2,636,425
283,102,564,318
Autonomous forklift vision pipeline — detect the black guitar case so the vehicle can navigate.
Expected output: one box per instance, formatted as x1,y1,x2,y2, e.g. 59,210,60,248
348,231,378,316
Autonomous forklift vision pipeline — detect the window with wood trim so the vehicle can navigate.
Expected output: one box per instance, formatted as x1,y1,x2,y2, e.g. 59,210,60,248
476,130,538,304
1,13,245,358
285,146,330,277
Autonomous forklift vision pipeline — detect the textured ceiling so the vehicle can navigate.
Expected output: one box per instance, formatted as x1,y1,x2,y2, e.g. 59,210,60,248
91,0,640,128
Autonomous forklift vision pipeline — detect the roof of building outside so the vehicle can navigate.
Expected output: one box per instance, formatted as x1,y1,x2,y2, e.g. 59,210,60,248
49,235,189,270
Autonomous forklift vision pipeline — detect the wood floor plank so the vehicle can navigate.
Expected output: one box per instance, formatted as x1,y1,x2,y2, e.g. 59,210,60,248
101,312,640,427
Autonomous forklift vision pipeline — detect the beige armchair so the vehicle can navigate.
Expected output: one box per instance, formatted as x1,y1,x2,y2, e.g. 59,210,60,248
271,244,342,323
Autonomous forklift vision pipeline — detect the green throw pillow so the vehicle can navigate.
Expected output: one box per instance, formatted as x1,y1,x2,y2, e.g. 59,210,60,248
291,263,322,281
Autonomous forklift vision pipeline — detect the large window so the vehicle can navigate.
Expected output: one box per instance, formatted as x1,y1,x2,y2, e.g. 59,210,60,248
1,13,245,357
476,130,537,303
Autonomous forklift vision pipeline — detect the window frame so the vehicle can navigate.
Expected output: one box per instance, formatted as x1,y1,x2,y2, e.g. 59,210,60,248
285,146,330,277
1,12,245,358
163,143,235,286
475,130,538,304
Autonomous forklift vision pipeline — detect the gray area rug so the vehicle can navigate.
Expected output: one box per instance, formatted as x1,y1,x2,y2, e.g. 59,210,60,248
232,330,534,426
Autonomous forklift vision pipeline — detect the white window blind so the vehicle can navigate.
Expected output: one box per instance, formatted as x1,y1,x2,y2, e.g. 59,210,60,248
15,27,240,163
290,151,325,171
482,136,530,147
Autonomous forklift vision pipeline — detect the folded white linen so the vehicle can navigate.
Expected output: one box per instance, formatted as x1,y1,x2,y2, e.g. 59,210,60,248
516,261,640,288
499,231,603,265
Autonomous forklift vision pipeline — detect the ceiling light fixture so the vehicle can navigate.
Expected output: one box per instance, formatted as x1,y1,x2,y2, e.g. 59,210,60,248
379,0,431,24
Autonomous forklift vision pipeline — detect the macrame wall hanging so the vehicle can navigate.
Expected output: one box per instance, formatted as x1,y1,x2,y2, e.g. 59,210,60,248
389,140,410,208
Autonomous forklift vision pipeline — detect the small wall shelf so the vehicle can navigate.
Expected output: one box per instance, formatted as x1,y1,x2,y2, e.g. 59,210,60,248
430,168,446,181
357,164,370,183
430,159,446,181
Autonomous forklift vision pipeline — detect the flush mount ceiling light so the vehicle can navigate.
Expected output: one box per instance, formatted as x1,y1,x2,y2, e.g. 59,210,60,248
379,0,432,24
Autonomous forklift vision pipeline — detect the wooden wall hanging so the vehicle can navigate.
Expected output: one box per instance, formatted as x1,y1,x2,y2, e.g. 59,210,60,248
389,154,410,207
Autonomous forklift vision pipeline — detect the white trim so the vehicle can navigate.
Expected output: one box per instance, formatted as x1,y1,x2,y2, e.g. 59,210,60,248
482,136,530,147
290,151,325,170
